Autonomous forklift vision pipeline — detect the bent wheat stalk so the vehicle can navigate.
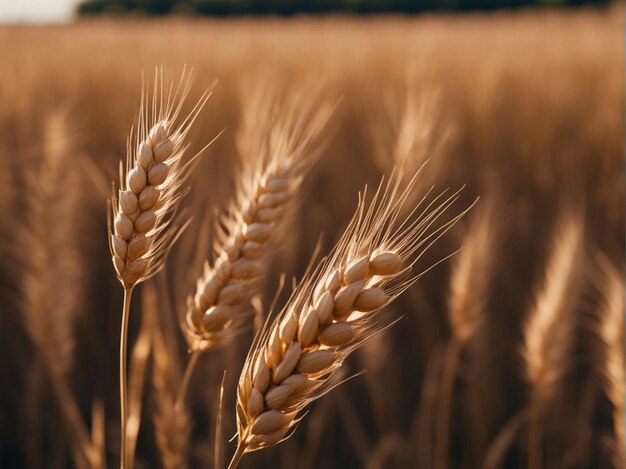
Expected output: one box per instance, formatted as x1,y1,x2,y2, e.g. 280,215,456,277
108,69,212,469
229,171,467,469
179,83,334,404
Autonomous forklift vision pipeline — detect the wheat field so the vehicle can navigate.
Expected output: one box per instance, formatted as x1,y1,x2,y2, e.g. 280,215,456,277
0,5,623,469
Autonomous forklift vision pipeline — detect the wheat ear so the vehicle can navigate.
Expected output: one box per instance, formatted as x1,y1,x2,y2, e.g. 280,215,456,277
229,171,466,468
19,111,99,469
145,280,192,469
153,328,192,469
177,83,334,405
434,200,494,468
109,68,212,469
372,73,450,199
522,213,584,469
595,255,624,468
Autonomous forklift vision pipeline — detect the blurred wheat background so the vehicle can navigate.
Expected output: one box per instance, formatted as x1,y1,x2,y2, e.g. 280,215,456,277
0,3,623,468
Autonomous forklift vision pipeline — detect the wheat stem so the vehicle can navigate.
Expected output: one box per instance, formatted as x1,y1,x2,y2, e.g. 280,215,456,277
527,391,541,469
176,351,200,408
119,287,133,469
227,444,246,469
50,370,97,469
434,337,461,469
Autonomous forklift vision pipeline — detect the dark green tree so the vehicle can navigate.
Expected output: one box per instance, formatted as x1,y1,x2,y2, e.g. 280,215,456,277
77,0,613,16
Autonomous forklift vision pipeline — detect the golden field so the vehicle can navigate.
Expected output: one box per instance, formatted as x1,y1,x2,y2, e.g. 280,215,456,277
0,5,623,468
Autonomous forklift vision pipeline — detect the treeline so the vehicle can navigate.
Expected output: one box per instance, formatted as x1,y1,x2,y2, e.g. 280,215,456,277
77,0,612,16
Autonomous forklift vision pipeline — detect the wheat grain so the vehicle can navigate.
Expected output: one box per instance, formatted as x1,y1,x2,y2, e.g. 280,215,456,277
229,171,466,468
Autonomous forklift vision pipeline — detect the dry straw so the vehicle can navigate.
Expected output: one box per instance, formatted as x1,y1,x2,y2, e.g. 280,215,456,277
177,82,334,405
108,69,213,469
522,213,584,469
228,171,467,468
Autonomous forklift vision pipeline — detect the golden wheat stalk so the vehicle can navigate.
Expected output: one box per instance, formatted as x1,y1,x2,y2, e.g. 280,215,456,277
522,213,584,469
108,68,212,469
153,338,192,469
594,255,624,468
177,82,334,405
434,200,495,468
19,111,100,469
147,281,192,469
125,286,154,467
228,171,466,468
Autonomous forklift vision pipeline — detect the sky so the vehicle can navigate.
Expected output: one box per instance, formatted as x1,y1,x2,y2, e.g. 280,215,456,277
0,0,79,23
